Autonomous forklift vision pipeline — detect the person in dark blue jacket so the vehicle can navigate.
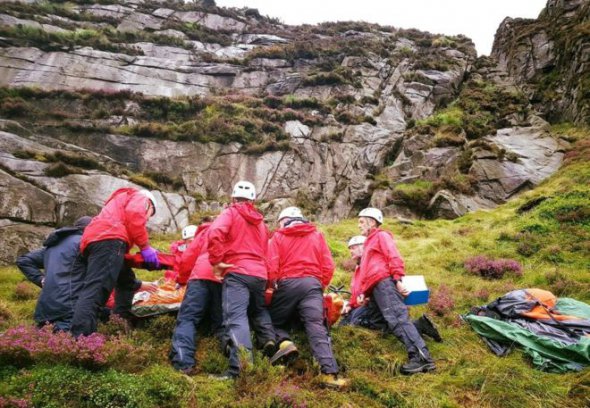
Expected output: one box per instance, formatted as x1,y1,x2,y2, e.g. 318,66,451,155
18,217,158,332
16,216,93,331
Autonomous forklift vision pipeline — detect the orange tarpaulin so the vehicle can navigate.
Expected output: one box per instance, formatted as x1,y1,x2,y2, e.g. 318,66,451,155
521,289,582,322
135,280,186,306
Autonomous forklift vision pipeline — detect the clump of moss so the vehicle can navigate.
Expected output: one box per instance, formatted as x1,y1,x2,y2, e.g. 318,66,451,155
44,163,78,177
128,173,159,190
414,75,529,142
391,180,435,212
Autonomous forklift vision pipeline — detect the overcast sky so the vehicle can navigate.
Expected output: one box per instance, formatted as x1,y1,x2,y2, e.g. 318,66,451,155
216,0,548,55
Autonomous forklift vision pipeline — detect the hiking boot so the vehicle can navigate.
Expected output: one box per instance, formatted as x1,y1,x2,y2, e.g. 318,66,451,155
262,340,276,358
416,314,443,343
400,356,436,375
318,373,350,389
270,340,299,365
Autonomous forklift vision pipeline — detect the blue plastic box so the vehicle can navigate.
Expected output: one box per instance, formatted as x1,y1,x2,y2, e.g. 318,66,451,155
401,275,430,306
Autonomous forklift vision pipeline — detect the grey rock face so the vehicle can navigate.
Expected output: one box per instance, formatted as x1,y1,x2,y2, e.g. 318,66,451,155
0,169,57,224
491,0,589,124
0,220,54,265
471,119,565,203
428,190,496,219
174,11,247,31
0,130,200,244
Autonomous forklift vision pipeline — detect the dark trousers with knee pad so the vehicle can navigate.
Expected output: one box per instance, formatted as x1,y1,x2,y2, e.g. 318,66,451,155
370,277,431,360
340,302,425,336
223,272,275,376
169,279,223,370
270,277,339,374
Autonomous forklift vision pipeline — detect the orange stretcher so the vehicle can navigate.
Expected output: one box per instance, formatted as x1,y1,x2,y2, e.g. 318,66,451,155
130,280,186,317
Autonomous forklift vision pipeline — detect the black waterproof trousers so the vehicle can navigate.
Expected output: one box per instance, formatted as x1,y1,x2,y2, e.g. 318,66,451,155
270,277,339,374
70,240,138,337
223,272,275,376
370,277,431,360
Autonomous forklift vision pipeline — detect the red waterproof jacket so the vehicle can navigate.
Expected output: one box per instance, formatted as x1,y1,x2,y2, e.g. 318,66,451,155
207,202,269,279
268,223,334,289
176,223,220,285
357,228,405,296
349,265,362,308
80,188,150,254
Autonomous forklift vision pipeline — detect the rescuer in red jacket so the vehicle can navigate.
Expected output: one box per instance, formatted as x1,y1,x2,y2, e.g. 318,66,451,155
339,236,442,343
356,207,436,375
267,206,349,389
70,187,160,337
206,181,276,379
169,218,225,374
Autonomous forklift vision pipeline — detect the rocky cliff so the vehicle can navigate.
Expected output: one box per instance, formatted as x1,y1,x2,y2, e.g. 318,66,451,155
492,0,589,125
0,0,583,264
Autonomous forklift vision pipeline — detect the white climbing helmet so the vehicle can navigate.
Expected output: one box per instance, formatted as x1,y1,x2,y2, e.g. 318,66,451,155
359,207,383,225
139,190,157,216
182,225,198,240
278,206,303,222
347,235,366,248
231,180,256,200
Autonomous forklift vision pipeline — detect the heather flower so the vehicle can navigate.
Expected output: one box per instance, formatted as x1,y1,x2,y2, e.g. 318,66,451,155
0,396,31,408
428,285,455,317
0,324,138,369
464,255,523,279
272,383,307,408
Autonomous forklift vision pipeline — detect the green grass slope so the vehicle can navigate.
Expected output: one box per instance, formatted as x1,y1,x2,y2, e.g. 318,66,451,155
0,125,588,407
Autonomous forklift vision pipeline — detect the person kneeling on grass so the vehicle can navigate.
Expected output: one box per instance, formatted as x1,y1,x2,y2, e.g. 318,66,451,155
17,216,92,332
207,181,276,379
340,235,442,343
70,187,160,337
169,217,225,375
267,207,349,389
355,208,436,375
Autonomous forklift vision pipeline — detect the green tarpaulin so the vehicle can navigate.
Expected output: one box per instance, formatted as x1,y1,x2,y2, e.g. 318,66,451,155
465,298,590,373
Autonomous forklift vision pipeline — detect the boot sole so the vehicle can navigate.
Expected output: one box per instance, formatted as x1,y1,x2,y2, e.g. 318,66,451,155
270,347,299,365
320,382,349,390
400,363,436,375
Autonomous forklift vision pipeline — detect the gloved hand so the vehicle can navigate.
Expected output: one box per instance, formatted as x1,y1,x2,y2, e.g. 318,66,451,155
140,246,160,270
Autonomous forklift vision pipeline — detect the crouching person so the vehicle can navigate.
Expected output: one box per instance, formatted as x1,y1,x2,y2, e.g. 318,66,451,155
268,207,349,389
208,181,276,379
70,188,160,337
16,216,92,331
170,218,224,375
356,208,436,375
340,236,442,343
